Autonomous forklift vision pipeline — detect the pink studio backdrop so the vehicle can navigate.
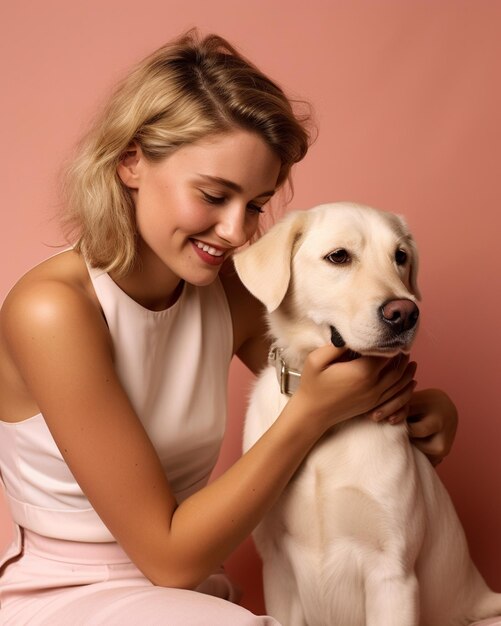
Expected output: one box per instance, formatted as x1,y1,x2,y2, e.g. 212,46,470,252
1,0,500,615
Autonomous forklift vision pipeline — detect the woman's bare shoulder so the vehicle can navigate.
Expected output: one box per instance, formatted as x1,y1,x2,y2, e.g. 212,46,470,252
5,249,95,299
2,249,102,321
0,250,111,399
0,250,113,423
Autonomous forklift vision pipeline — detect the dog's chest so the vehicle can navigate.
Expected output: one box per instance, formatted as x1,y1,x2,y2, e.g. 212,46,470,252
285,418,419,528
246,369,423,550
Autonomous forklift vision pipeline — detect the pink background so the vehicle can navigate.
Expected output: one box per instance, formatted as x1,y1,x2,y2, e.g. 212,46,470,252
1,0,500,615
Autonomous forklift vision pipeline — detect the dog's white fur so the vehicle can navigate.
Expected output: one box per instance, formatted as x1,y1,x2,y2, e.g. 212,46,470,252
234,203,501,626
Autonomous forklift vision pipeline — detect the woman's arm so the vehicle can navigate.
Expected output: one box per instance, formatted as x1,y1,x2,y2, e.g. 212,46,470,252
1,277,414,590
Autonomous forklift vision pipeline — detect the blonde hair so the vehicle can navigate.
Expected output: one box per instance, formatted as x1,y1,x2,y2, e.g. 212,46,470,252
62,29,312,276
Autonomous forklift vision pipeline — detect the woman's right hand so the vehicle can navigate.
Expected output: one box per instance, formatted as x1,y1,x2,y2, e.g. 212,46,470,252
292,344,417,435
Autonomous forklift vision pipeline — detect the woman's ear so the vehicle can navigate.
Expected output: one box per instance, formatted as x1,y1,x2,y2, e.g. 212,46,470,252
117,143,142,189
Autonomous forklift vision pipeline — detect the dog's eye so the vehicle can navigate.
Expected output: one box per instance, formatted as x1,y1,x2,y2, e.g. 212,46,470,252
395,249,408,266
326,249,350,264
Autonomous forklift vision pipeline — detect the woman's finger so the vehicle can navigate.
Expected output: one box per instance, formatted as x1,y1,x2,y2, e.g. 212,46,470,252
410,433,447,464
387,406,410,425
378,353,410,380
306,343,349,370
370,380,416,422
407,413,440,439
377,361,417,405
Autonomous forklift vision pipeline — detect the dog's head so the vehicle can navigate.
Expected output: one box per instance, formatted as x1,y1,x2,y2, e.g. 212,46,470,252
234,202,420,361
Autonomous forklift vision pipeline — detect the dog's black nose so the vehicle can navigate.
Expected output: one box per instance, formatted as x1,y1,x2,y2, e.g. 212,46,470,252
380,299,419,334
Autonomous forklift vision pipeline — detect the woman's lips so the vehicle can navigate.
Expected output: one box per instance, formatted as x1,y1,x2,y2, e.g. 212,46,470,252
190,239,228,266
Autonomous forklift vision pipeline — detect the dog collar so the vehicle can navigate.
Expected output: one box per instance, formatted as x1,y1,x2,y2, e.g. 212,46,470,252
268,346,301,396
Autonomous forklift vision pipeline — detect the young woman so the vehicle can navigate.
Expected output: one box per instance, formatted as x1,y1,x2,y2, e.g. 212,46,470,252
0,31,457,624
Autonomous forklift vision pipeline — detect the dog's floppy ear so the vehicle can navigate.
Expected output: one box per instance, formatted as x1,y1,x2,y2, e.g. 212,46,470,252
234,210,309,312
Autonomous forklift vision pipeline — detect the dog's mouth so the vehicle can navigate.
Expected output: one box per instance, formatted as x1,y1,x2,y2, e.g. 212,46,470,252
366,339,413,356
329,325,413,358
330,325,346,348
329,326,361,361
328,299,419,358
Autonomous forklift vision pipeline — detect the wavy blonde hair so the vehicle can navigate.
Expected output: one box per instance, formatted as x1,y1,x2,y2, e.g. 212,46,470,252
62,29,312,276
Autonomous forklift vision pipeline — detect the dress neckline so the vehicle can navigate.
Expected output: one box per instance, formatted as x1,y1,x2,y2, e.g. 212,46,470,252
86,262,188,318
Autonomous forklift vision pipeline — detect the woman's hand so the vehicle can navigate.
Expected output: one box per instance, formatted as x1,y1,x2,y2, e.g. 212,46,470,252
292,344,417,435
370,386,458,465
406,389,458,465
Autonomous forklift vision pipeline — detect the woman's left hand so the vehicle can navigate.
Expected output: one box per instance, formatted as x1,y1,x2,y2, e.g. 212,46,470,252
369,387,458,466
405,388,458,466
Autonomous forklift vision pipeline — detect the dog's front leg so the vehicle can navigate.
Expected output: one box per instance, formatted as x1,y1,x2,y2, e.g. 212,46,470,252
364,567,420,626
261,553,307,626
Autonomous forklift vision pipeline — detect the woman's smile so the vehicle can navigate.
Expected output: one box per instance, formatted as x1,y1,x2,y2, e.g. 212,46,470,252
190,238,228,266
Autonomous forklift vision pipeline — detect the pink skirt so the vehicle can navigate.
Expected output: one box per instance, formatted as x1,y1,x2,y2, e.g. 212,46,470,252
0,525,279,625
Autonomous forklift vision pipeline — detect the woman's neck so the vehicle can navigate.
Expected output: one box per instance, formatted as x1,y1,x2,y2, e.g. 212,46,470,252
110,242,183,312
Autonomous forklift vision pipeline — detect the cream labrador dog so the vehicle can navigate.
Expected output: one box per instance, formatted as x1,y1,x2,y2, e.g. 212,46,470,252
234,203,501,626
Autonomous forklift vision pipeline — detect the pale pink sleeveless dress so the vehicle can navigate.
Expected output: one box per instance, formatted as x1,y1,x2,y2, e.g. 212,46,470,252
0,263,278,625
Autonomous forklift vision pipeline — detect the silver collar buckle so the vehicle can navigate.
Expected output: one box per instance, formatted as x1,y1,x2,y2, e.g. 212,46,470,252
268,346,301,396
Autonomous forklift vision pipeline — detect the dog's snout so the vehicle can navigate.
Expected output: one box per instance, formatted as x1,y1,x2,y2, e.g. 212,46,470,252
380,299,419,334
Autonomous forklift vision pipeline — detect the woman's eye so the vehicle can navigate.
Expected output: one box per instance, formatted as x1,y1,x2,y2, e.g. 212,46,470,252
202,192,225,205
325,249,350,264
395,249,408,265
247,203,264,215
200,191,264,214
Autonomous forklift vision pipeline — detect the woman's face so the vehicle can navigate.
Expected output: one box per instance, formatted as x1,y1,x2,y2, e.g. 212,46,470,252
119,129,281,289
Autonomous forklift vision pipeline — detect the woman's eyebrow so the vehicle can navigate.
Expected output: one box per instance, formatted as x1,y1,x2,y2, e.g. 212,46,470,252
195,174,275,198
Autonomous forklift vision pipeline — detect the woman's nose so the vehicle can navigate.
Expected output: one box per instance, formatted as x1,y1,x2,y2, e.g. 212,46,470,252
215,205,252,248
